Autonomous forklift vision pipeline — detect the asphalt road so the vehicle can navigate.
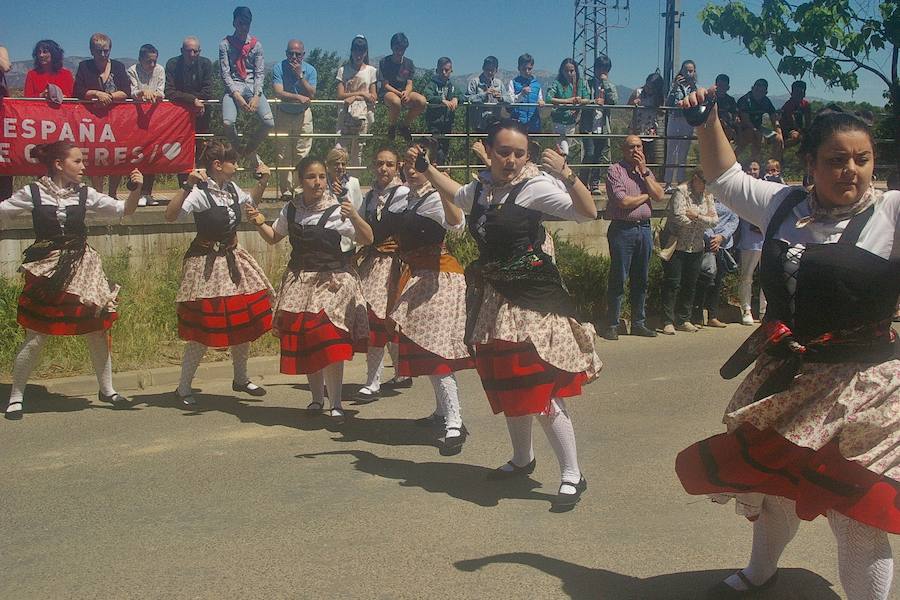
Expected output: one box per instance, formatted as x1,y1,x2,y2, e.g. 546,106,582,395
1,324,896,599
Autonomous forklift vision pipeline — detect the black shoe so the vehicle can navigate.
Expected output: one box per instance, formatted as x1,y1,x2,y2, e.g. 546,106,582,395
174,389,196,406
355,386,381,402
601,326,618,341
439,426,468,456
415,413,446,428
552,477,587,508
630,324,658,337
99,391,129,407
382,376,413,389
487,458,537,480
4,402,23,421
705,570,778,599
232,380,267,397
387,125,397,139
398,124,412,142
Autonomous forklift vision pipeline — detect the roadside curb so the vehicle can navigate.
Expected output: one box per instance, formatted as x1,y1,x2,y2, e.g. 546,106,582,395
43,356,282,397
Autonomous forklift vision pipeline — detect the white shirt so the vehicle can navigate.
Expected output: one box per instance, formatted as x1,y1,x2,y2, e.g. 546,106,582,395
1,180,124,226
365,184,410,221
453,172,594,223
386,189,465,231
178,180,251,228
272,198,362,243
709,162,900,261
126,63,165,99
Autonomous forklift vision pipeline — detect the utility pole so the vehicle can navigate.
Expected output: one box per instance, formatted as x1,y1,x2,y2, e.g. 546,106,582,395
573,0,608,84
662,0,683,92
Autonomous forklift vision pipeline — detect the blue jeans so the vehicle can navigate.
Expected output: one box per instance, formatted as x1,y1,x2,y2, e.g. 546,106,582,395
605,221,652,327
222,82,275,155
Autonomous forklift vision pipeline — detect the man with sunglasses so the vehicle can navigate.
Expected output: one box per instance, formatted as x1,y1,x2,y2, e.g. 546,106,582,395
165,37,214,187
272,39,317,198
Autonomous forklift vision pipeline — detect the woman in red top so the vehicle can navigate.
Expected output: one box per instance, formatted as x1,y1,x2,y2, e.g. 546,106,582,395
24,40,74,98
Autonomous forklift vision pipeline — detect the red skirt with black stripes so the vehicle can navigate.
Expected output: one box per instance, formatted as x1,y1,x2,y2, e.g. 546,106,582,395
676,423,900,534
276,309,354,374
396,333,475,377
17,273,117,335
177,289,272,348
474,340,588,417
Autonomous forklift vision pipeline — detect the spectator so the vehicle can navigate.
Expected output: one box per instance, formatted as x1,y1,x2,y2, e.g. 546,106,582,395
664,60,698,189
581,53,618,190
0,44,11,201
127,44,165,206
219,6,274,162
377,32,426,141
603,134,665,340
763,159,784,183
736,78,783,163
423,57,460,166
547,58,591,158
336,35,377,167
628,72,665,178
780,80,811,154
465,55,508,132
736,162,766,326
714,73,738,141
272,39,317,199
24,39,75,98
325,147,364,254
692,199,738,328
74,33,131,198
659,169,718,334
507,53,543,133
165,36,214,187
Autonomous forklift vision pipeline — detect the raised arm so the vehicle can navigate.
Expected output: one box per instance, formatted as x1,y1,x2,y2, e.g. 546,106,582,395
409,147,464,226
678,86,736,182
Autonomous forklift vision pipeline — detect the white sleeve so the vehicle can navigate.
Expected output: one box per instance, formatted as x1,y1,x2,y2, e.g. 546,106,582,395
517,175,593,223
386,187,410,214
325,209,361,240
335,66,344,83
348,178,364,212
707,162,789,227
272,204,291,237
177,188,206,220
126,65,140,97
154,65,165,95
235,186,253,206
0,187,35,222
86,187,124,217
418,192,465,231
453,181,478,213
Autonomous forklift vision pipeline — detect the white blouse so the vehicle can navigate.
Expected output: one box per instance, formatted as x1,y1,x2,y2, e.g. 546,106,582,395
178,180,252,228
272,198,362,243
453,172,594,223
386,189,466,231
1,179,124,226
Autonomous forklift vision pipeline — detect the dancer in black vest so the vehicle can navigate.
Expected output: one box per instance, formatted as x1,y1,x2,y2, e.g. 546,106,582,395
1,141,143,420
675,90,898,599
247,158,372,418
354,147,411,399
413,119,601,508
165,141,274,405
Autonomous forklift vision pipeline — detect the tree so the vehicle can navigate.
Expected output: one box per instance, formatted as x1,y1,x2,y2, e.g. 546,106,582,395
699,1,898,163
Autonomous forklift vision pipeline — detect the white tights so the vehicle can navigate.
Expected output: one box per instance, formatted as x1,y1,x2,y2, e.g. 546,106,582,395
308,362,344,410
503,399,581,489
176,341,250,397
364,343,399,389
8,329,116,409
729,495,894,599
429,373,461,434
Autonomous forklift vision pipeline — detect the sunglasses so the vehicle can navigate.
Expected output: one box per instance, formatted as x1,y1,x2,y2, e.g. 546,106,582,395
287,51,305,58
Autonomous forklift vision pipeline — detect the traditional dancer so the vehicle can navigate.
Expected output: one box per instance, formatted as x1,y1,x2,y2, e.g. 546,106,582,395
355,147,411,400
675,89,898,599
164,140,273,405
389,141,474,455
247,157,371,418
415,119,601,506
1,141,143,420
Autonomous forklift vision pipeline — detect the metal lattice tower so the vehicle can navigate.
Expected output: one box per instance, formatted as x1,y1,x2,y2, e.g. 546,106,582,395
573,0,629,83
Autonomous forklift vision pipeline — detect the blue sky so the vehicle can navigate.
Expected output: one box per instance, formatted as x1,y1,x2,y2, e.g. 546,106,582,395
3,0,891,105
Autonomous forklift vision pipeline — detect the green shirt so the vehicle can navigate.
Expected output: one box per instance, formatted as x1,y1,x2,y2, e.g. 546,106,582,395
547,79,591,125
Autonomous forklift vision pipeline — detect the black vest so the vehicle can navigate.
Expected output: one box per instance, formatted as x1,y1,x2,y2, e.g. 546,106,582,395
392,193,446,252
365,185,402,245
29,183,88,240
286,203,346,272
193,183,241,241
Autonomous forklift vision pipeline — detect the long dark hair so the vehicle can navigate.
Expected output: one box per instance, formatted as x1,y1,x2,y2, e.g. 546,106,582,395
349,35,369,66
556,58,580,88
32,39,65,73
641,72,664,104
485,118,529,147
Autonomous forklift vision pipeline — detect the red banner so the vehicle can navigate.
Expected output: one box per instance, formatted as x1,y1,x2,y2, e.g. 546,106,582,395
0,99,195,175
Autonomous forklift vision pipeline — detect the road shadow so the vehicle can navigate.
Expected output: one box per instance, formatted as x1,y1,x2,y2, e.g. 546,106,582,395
296,449,557,509
453,552,840,599
0,383,114,415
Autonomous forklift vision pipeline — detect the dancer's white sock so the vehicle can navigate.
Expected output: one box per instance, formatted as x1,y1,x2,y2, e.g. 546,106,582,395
388,342,400,378
324,362,344,410
8,329,48,409
308,370,325,407
430,373,461,434
726,495,800,590
231,342,250,384
84,331,115,397
828,510,894,600
177,341,208,397
537,399,581,493
365,346,386,390
503,415,535,469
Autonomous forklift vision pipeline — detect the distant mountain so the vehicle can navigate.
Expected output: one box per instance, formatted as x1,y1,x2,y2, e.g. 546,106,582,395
5,56,137,90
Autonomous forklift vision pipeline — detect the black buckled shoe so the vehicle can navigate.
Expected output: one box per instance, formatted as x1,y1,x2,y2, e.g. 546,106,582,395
4,402,23,421
487,458,537,480
705,570,778,599
232,380,266,397
382,376,413,390
552,477,587,509
174,390,196,406
439,426,468,456
99,391,129,408
414,413,446,428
